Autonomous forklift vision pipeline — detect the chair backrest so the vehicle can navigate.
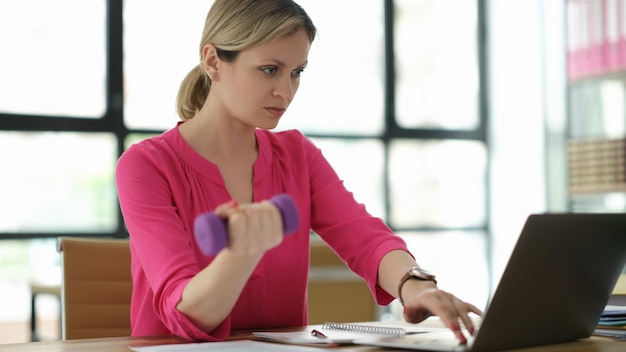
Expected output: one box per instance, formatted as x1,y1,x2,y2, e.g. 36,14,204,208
58,236,132,340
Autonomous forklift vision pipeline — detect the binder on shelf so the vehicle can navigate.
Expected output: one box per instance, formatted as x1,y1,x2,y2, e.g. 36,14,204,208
567,0,587,79
566,0,626,79
603,0,621,72
588,0,605,76
616,0,626,69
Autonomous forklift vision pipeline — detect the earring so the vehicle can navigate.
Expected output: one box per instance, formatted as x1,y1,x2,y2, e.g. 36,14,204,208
211,73,216,80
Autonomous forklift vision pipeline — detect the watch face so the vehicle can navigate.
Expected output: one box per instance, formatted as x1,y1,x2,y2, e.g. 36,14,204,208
410,268,435,280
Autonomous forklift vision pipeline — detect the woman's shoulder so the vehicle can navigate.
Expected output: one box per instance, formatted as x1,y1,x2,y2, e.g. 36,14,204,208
117,127,179,168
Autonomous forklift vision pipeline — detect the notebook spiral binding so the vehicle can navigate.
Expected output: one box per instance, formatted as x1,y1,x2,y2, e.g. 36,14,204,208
322,322,407,336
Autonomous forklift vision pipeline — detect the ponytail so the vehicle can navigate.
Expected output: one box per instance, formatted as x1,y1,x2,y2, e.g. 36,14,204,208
176,64,211,120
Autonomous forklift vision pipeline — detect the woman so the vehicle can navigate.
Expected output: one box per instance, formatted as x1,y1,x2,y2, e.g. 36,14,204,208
116,0,481,343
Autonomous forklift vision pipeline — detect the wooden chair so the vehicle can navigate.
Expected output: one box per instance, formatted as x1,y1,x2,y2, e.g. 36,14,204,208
57,236,132,340
308,239,379,324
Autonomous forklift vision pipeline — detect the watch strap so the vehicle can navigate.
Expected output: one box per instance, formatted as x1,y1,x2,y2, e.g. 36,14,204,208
397,267,437,306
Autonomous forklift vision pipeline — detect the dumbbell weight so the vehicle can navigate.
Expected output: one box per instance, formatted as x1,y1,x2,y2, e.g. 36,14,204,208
194,193,300,256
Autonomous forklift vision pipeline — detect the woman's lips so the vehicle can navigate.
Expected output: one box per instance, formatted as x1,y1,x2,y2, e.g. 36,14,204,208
266,107,286,118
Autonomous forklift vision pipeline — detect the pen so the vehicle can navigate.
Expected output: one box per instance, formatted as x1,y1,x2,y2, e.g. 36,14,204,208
310,329,328,339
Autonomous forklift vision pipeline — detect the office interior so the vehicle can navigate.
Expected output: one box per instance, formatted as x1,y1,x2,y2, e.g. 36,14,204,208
0,0,622,345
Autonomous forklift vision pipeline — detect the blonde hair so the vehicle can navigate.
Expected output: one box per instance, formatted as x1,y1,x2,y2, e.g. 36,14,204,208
176,0,316,120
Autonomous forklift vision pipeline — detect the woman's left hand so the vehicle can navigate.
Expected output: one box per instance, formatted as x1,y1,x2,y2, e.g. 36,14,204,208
400,279,482,344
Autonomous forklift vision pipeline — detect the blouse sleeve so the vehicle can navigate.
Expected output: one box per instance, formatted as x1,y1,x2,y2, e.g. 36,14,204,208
303,137,413,305
115,143,229,341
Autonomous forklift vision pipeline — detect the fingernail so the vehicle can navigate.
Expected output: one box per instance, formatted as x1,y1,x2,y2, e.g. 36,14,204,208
448,323,467,344
227,199,239,208
449,322,460,331
455,331,467,344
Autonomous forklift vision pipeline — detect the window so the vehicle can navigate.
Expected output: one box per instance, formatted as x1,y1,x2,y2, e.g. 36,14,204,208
0,132,117,233
389,139,486,229
394,0,479,130
0,0,107,118
123,0,210,130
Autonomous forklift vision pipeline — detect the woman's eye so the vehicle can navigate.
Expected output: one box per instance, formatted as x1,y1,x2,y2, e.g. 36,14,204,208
292,68,304,77
261,67,277,75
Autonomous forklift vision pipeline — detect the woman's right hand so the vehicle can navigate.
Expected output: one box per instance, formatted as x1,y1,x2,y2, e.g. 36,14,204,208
178,199,284,332
214,199,284,256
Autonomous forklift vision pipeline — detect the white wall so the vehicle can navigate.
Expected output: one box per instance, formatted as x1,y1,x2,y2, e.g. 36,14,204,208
486,0,565,287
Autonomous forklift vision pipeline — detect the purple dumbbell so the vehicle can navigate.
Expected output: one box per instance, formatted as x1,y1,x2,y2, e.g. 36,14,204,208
194,193,300,256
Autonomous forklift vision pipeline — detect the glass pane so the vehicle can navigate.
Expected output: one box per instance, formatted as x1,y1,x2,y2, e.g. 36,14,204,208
394,0,479,129
124,0,212,130
389,139,486,228
0,0,106,117
396,231,489,311
311,138,385,219
279,1,384,135
0,132,118,233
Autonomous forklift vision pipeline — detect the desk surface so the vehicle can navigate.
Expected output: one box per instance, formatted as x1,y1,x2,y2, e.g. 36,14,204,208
1,332,624,352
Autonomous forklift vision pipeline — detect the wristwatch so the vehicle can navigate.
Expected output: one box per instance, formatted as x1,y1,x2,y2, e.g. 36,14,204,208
398,267,437,306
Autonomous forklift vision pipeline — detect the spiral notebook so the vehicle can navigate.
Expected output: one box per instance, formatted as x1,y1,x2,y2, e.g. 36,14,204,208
252,321,433,346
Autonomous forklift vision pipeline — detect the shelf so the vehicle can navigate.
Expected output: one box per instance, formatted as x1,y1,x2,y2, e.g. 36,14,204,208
568,137,626,195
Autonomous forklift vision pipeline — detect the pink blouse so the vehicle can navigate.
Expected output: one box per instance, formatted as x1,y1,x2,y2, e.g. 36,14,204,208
115,123,410,341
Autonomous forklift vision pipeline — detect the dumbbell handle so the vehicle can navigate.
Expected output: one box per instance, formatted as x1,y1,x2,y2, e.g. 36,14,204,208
194,194,300,256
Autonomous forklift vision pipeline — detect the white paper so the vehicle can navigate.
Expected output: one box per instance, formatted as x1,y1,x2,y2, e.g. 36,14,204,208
129,340,335,351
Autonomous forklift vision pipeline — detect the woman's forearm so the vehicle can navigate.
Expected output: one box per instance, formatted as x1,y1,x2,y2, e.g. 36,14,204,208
377,249,420,298
176,249,263,332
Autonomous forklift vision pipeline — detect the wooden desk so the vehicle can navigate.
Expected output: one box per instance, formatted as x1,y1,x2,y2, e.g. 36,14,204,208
0,328,623,351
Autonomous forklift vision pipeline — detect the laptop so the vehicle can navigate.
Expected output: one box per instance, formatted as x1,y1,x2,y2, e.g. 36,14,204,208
358,213,626,351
